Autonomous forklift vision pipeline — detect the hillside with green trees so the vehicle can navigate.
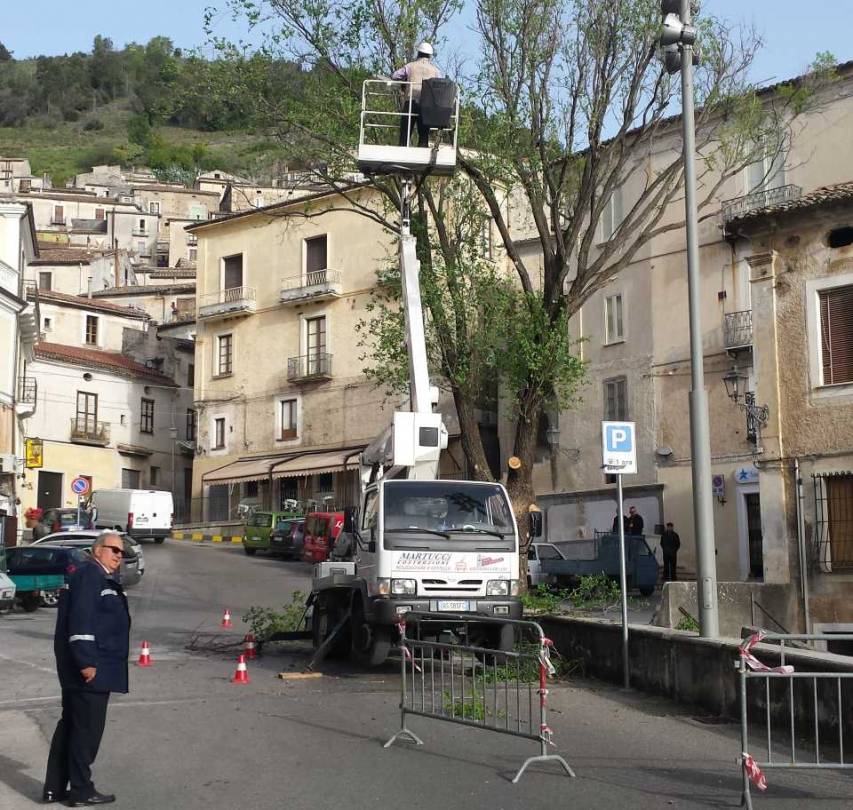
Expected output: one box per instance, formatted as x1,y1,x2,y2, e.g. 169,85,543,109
0,36,305,184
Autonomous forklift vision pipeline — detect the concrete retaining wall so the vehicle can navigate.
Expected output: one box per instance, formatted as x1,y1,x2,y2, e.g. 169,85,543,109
540,616,853,741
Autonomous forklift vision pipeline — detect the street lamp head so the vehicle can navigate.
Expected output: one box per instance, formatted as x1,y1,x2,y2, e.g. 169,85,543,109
723,368,748,404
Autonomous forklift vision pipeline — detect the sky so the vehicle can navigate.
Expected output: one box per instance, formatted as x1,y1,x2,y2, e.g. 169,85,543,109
1,0,851,86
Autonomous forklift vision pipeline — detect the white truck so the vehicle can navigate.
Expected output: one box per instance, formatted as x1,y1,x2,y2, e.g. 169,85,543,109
307,81,537,666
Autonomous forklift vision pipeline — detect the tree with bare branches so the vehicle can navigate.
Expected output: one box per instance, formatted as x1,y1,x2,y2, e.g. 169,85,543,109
210,0,833,544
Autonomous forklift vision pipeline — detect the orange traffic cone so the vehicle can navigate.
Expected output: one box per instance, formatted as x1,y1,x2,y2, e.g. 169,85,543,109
243,633,257,660
221,609,232,628
137,641,152,667
231,654,250,684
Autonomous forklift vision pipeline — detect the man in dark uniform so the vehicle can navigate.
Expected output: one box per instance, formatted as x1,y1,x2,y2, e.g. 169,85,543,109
43,531,130,805
626,505,644,536
660,522,681,582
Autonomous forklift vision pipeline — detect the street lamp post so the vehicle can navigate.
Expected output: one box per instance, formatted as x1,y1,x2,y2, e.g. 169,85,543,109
660,0,720,637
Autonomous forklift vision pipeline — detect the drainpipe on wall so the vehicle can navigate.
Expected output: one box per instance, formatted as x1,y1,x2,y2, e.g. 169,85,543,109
793,457,812,633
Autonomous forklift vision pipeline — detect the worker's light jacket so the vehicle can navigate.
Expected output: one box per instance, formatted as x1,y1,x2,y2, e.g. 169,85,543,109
54,559,131,693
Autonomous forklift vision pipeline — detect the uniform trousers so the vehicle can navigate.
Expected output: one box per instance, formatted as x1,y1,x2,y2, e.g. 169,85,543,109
399,100,430,147
44,689,110,800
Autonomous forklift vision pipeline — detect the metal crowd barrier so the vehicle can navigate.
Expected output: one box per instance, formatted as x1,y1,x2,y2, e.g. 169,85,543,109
737,631,853,809
384,612,575,783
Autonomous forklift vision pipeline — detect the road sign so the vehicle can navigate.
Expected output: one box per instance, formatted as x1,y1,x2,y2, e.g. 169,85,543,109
70,476,91,496
601,421,637,475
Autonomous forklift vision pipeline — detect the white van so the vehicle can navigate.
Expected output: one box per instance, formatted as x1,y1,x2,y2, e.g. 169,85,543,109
91,489,174,543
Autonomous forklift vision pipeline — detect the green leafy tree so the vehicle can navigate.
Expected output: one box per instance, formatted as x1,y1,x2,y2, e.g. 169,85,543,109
207,0,832,538
0,42,12,61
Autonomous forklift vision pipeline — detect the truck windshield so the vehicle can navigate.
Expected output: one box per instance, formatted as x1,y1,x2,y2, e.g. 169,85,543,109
383,481,515,551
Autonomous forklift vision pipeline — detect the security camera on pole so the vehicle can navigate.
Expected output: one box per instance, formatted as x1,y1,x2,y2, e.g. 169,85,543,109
659,0,720,638
602,421,636,689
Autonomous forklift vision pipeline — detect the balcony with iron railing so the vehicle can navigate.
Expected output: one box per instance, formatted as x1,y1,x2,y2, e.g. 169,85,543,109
197,286,257,320
724,309,753,351
16,376,37,416
721,184,802,225
70,417,110,446
132,226,149,237
280,269,343,304
287,352,333,382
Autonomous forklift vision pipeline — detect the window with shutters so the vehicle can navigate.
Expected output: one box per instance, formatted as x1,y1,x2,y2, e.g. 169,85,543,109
53,205,64,225
186,409,197,442
305,235,327,278
279,398,298,440
813,473,853,571
38,272,52,291
85,315,99,346
604,293,624,343
603,377,628,421
140,398,155,434
216,333,233,376
600,188,624,241
819,284,853,385
95,207,105,220
223,254,243,290
213,417,226,450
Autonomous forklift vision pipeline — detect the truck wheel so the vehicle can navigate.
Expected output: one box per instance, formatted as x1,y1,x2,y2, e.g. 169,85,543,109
154,537,165,544
20,593,40,612
244,546,257,556
312,595,350,658
40,590,60,608
639,586,654,597
350,600,390,667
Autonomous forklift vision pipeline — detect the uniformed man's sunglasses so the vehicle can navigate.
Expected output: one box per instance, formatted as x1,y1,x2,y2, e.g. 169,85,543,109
103,545,125,556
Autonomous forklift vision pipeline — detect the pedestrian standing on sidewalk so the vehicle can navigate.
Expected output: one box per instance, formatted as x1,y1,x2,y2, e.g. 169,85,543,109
660,522,681,582
43,530,130,806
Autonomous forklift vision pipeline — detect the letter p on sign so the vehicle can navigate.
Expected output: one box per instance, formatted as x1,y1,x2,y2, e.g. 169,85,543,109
602,421,637,475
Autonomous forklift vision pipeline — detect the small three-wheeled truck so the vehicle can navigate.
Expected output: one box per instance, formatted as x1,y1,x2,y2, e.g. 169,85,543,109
0,545,68,612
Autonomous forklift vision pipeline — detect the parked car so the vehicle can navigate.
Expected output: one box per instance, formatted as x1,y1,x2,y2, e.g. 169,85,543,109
3,545,89,611
33,530,145,578
301,511,345,563
269,518,306,559
39,532,142,587
0,562,17,610
41,507,95,533
91,488,173,543
527,542,563,588
243,510,301,556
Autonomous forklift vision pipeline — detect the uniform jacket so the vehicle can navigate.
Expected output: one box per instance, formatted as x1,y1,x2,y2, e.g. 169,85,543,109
54,558,131,693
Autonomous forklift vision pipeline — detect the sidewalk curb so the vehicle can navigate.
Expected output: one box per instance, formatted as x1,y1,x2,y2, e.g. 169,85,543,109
171,531,243,545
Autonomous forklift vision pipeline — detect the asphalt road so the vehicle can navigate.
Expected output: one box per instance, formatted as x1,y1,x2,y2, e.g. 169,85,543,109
0,541,850,809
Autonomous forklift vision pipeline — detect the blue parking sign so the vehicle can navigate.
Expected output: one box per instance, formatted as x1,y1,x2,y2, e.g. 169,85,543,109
601,421,637,474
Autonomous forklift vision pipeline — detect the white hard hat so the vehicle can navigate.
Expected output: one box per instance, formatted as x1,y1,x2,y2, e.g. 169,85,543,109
416,42,434,57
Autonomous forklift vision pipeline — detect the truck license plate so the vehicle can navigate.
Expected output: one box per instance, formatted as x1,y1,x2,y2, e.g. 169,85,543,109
437,600,470,612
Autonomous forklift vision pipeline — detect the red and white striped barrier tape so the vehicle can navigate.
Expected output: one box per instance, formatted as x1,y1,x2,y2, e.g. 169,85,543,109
742,752,768,791
738,631,795,674
538,637,556,745
396,620,422,673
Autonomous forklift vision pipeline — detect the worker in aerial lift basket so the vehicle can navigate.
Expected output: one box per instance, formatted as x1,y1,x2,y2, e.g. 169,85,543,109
392,41,443,147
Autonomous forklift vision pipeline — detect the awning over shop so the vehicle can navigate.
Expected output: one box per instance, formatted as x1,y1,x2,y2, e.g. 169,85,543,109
202,447,365,487
271,449,364,480
202,457,277,486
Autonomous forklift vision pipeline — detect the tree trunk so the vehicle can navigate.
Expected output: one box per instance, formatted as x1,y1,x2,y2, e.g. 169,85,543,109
453,388,494,483
506,393,542,590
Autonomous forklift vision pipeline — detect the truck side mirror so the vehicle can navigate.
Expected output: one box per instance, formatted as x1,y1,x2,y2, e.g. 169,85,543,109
343,505,359,534
529,510,543,539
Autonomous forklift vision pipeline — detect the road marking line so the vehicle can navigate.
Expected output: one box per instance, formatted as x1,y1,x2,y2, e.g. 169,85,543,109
0,652,56,675
231,536,242,544
0,695,62,707
173,532,185,540
278,672,323,680
212,535,222,542
191,533,204,541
